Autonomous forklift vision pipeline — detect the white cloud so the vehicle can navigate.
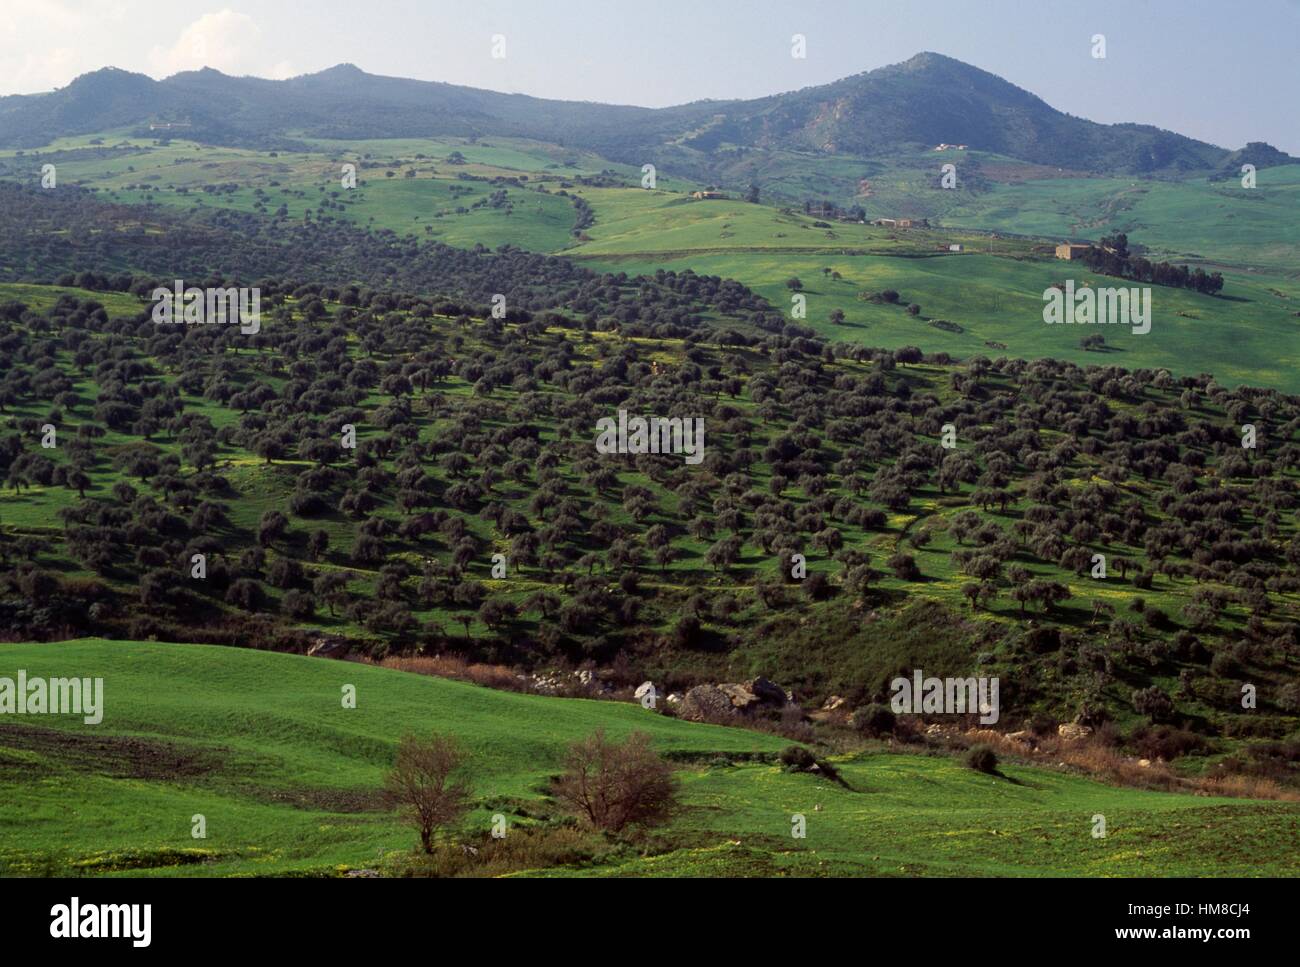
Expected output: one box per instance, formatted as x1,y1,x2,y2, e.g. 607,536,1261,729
9,48,81,91
0,1,129,92
147,8,293,79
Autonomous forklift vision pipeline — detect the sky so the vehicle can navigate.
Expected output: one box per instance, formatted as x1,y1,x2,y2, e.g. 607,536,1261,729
2,0,1297,153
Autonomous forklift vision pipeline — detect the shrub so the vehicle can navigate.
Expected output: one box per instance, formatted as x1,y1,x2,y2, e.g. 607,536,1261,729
281,589,315,620
966,745,998,774
779,745,817,771
383,733,471,854
1131,685,1176,723
850,703,896,736
778,745,843,784
224,578,265,612
1129,725,1209,761
1029,712,1058,737
671,614,702,647
551,730,677,833
1210,649,1242,678
886,553,921,581
803,571,832,600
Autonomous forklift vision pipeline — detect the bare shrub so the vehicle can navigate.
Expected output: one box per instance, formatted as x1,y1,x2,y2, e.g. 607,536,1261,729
356,653,527,692
383,733,472,853
1200,773,1298,802
1059,740,1181,792
551,729,677,833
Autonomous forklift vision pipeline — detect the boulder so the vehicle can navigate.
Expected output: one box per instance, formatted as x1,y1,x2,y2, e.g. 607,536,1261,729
678,685,736,722
718,682,763,710
822,695,847,711
1058,723,1092,741
307,635,350,658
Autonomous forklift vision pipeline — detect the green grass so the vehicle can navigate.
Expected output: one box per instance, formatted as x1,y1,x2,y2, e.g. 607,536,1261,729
563,185,1005,258
1,640,1296,877
580,250,1300,391
940,166,1300,278
0,638,788,876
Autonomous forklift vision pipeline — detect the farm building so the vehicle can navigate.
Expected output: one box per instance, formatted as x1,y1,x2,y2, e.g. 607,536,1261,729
1055,243,1092,260
872,217,928,229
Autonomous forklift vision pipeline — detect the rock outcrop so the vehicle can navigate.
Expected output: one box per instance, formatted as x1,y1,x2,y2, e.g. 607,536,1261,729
677,677,791,722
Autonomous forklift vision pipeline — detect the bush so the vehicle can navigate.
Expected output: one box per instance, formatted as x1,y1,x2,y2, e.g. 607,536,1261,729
779,745,817,771
803,571,832,600
282,589,315,620
1131,685,1176,723
886,553,921,581
552,730,677,833
1029,712,1058,737
850,703,896,736
383,733,471,854
224,578,265,612
1210,649,1242,678
778,745,843,784
966,745,998,774
1129,725,1209,761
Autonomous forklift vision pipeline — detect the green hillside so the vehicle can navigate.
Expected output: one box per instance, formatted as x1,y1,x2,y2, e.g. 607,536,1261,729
580,250,1300,391
2,639,1296,877
939,167,1300,277
1,279,1298,733
7,130,1298,394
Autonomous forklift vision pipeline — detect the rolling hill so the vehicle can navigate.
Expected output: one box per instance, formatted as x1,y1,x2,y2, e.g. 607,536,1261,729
2,639,1297,877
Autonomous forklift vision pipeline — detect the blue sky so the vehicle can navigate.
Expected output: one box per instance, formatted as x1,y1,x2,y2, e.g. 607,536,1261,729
3,0,1297,152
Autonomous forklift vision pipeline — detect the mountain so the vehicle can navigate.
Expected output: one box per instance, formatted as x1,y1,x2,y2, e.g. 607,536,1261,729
0,53,1292,175
678,52,1234,173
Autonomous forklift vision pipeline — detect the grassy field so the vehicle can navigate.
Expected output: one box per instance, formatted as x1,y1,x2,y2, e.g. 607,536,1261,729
2,639,1296,877
562,185,1010,258
939,167,1300,277
579,250,1300,391
7,132,1299,393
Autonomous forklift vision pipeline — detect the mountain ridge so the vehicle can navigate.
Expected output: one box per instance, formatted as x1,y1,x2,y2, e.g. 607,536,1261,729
0,53,1292,176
